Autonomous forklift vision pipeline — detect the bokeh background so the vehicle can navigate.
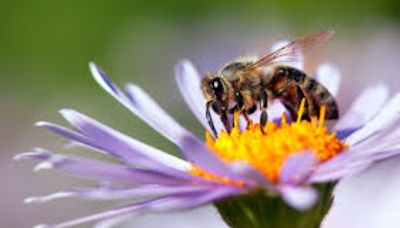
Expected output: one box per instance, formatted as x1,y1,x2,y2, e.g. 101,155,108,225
2,0,400,227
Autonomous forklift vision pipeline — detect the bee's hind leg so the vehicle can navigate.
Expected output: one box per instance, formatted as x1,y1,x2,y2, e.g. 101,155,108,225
282,85,311,121
260,91,268,133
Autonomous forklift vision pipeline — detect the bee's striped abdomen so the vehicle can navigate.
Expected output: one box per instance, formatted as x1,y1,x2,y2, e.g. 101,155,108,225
303,77,339,120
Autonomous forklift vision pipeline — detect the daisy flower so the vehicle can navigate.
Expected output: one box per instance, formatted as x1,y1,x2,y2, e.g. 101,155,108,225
16,46,400,228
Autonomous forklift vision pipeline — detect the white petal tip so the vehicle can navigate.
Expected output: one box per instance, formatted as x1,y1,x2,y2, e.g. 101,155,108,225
35,121,47,127
14,150,49,160
174,59,193,72
58,108,74,116
281,186,318,211
124,83,139,92
89,62,99,73
25,192,74,204
24,197,38,204
33,224,49,228
59,109,81,123
174,59,199,80
13,153,27,160
34,162,54,172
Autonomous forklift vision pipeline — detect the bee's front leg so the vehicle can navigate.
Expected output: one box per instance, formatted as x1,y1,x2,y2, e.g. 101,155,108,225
220,110,231,134
206,101,218,138
260,91,268,133
207,100,232,137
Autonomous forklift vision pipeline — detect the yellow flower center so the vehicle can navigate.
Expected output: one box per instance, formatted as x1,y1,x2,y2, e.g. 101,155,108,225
190,99,347,185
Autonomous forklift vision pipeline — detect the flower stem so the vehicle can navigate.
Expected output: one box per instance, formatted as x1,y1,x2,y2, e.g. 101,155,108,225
215,183,335,228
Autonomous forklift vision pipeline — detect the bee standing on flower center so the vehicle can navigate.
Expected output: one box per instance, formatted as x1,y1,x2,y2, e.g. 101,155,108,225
201,30,339,137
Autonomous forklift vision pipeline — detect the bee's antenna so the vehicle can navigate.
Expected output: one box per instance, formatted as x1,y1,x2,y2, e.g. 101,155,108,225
206,101,218,138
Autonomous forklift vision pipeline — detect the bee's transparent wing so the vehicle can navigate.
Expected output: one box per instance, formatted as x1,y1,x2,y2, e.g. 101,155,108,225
249,30,334,70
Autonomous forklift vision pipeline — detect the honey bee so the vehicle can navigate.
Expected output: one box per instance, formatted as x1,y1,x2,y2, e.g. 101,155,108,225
201,30,339,137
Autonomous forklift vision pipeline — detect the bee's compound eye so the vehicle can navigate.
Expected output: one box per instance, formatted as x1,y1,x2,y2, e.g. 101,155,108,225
211,78,224,95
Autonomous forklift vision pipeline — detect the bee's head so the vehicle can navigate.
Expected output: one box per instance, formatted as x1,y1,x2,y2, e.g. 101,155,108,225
201,74,231,137
201,75,226,101
201,74,228,113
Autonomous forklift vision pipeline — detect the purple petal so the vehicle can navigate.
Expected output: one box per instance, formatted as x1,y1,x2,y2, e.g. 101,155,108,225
36,121,190,180
315,63,341,97
229,162,274,190
310,148,363,183
36,121,96,149
36,121,199,182
350,117,400,153
310,163,370,183
310,147,393,183
89,62,126,99
89,63,197,147
125,83,199,145
336,127,362,140
94,215,131,228
24,184,217,203
174,59,224,134
269,100,290,123
280,151,317,184
58,109,190,171
59,109,244,184
279,185,318,210
35,187,242,228
179,135,258,185
311,148,400,183
345,92,400,146
37,113,231,185
16,148,188,185
14,148,51,160
333,84,388,133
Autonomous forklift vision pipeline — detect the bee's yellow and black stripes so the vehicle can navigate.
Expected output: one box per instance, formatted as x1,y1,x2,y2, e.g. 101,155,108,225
270,66,339,120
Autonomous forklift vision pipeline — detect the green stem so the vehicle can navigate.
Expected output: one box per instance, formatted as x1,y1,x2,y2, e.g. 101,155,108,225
215,183,335,228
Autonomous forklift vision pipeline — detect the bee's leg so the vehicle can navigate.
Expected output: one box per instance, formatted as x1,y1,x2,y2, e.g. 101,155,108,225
214,101,232,134
206,101,218,138
294,85,311,121
241,112,251,129
233,91,252,128
246,104,257,115
282,85,311,121
260,91,268,133
220,110,231,134
242,105,257,129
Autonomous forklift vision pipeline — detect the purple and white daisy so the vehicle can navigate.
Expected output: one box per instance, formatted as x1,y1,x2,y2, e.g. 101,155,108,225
15,42,400,227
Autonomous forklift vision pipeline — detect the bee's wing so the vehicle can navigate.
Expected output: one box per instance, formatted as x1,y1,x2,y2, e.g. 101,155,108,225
249,30,334,70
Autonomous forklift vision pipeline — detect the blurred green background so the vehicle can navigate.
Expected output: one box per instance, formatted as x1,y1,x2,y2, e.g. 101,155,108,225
2,0,400,227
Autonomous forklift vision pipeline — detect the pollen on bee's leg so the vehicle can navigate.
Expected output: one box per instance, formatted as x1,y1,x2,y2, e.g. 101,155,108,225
281,112,287,125
318,105,326,129
296,98,307,123
233,111,241,133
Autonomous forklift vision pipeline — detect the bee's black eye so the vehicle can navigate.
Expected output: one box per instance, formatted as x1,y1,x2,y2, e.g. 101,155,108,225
211,78,224,96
